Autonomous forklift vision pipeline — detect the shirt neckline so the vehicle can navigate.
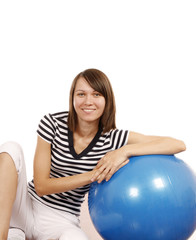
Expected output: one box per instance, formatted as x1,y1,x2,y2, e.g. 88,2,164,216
68,127,103,159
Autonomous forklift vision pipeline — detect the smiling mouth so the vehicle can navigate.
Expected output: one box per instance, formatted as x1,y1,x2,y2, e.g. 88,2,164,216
82,109,96,113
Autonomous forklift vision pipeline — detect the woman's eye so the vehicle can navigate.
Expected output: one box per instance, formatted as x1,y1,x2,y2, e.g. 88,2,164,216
94,92,101,97
77,93,85,97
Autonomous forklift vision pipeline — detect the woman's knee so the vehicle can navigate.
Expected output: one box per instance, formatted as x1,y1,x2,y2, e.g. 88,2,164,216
0,141,24,173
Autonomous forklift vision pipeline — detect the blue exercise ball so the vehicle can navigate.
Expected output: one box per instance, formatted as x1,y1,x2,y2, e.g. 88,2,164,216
88,155,196,240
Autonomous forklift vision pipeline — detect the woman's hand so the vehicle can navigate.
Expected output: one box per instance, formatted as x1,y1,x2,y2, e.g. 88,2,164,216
91,147,129,183
90,131,186,184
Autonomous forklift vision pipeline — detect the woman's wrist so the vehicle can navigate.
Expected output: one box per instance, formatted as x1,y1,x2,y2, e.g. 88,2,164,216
120,145,132,159
86,169,97,183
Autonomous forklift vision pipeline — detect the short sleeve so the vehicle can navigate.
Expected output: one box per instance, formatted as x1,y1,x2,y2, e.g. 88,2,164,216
37,114,56,144
110,129,129,150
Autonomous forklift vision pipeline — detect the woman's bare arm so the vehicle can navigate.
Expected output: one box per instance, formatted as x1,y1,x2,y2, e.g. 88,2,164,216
91,131,186,183
33,136,95,196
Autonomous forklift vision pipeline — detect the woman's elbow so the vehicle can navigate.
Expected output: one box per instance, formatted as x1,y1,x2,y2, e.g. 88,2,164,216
34,181,46,197
178,140,186,152
163,137,186,154
35,186,44,197
172,138,186,153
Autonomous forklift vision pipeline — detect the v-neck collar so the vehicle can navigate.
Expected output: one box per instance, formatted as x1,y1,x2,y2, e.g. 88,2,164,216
68,127,102,159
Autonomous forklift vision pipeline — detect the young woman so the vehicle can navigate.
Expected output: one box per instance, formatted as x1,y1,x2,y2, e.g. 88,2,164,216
0,68,186,240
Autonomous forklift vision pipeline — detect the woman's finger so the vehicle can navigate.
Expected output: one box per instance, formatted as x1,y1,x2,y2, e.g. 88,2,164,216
91,165,107,182
105,159,130,182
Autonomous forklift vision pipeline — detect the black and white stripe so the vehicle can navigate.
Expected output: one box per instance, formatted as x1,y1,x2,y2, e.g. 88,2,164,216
28,111,129,216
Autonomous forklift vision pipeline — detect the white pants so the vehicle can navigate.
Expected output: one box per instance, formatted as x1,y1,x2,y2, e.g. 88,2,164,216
0,142,88,240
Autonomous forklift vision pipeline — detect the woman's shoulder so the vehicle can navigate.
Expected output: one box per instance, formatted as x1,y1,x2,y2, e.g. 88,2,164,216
40,111,69,127
103,128,128,135
100,128,129,149
101,128,129,140
49,111,69,120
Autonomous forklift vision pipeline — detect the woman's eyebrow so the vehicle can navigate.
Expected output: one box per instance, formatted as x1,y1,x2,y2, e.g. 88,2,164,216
75,89,85,92
75,89,99,92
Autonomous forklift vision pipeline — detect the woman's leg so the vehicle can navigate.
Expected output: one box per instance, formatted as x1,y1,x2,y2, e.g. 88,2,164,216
0,142,34,240
0,152,18,239
32,199,88,240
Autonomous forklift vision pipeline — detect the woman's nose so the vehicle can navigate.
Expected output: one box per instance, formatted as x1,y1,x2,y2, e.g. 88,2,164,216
84,95,93,105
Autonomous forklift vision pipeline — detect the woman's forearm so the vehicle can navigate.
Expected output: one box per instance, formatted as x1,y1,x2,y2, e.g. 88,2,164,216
122,137,186,158
91,136,186,184
35,170,94,197
33,136,96,197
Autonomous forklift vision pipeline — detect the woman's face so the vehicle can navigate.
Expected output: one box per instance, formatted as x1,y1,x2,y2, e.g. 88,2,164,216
73,77,106,127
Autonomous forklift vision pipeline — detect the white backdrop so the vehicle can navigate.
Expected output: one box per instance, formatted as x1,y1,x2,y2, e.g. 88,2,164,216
0,0,196,239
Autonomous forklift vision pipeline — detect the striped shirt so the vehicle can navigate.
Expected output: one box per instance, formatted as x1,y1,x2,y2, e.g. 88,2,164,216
28,111,129,216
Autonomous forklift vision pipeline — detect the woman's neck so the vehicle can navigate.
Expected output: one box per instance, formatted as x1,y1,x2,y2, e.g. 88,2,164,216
75,121,99,138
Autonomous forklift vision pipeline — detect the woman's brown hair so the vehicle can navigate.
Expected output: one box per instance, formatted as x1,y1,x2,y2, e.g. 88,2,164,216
68,68,116,133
